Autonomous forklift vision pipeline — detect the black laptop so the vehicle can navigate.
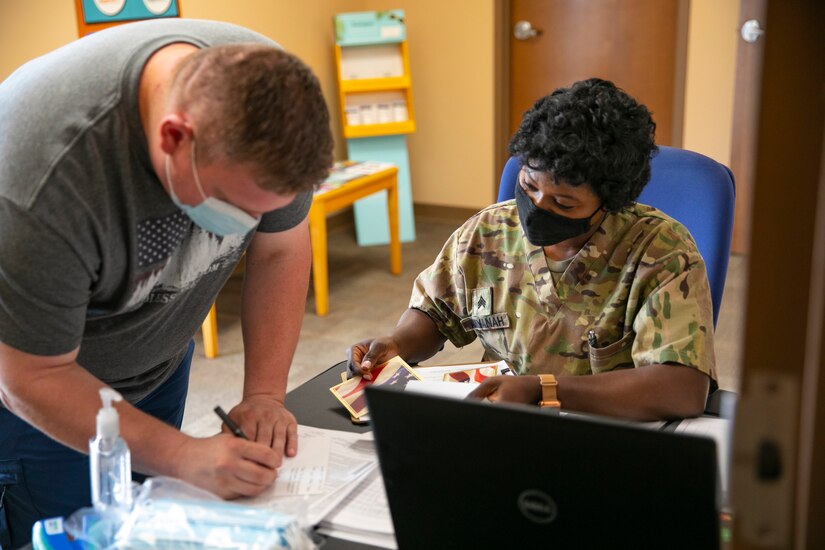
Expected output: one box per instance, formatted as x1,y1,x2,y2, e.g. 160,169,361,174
365,386,720,550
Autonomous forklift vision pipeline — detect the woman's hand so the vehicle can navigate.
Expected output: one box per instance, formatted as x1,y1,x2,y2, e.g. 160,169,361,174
467,375,542,405
346,336,401,380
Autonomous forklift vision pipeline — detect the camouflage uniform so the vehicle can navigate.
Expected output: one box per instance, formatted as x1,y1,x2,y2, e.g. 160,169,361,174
410,201,717,382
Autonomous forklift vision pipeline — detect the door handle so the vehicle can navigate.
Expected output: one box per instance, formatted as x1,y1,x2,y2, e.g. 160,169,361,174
740,19,765,43
514,20,542,41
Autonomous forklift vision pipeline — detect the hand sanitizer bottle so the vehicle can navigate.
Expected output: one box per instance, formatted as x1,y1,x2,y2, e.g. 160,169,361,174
89,388,132,515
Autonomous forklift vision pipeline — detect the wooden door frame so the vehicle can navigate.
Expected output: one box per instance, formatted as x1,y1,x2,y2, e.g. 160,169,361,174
493,0,690,200
731,1,825,546
493,0,511,200
729,0,767,255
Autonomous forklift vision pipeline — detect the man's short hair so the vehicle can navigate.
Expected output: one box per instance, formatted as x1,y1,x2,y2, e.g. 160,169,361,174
171,43,333,195
509,78,657,212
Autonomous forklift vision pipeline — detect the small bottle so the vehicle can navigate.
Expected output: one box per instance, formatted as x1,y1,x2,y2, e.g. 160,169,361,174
392,100,408,122
377,103,393,124
89,388,132,515
345,106,361,126
359,104,377,125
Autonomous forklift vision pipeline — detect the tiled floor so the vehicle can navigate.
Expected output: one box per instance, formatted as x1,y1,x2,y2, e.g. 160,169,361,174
182,215,745,434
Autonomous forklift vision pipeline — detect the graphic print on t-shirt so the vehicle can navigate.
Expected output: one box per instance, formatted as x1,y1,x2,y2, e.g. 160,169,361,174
126,211,248,310
137,210,190,268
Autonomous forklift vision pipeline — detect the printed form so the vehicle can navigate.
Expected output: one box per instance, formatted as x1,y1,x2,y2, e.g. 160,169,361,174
318,467,396,549
272,427,330,496
239,425,378,527
675,416,732,493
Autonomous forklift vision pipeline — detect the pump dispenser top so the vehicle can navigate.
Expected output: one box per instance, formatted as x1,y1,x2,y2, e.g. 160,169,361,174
96,387,122,440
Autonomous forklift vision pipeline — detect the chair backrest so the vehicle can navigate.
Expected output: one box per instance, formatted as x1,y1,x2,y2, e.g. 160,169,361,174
496,146,736,326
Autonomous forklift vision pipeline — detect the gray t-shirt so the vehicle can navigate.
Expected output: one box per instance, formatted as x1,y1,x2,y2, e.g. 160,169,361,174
0,19,312,402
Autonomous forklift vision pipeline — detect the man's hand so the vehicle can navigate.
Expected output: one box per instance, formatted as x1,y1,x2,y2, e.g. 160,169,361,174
467,375,542,405
172,433,279,499
226,396,297,465
347,336,401,380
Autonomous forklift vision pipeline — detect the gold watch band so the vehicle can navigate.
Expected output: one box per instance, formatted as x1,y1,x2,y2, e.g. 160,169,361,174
538,374,561,409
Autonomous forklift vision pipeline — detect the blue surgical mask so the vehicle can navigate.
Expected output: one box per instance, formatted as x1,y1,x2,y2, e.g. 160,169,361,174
165,140,259,236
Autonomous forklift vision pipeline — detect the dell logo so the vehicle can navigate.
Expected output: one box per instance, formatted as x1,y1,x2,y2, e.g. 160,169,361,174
517,489,558,524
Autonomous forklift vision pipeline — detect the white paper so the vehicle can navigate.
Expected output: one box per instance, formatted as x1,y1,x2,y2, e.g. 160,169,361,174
272,429,329,496
316,526,397,549
674,416,732,492
319,467,397,547
182,423,331,497
339,45,403,80
636,419,668,430
413,360,512,382
321,468,394,535
404,380,479,399
380,26,403,39
239,426,378,527
297,436,376,525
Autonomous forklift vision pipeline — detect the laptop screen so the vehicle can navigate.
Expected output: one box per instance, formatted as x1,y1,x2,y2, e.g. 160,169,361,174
366,386,720,549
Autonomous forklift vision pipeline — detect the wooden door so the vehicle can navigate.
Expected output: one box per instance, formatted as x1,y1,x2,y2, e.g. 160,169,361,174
728,0,767,254
507,0,686,147
729,0,825,547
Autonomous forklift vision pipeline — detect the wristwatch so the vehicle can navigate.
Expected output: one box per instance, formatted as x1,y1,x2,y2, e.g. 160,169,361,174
538,374,561,409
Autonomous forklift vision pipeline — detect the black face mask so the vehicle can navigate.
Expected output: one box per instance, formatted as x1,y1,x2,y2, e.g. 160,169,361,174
515,183,603,246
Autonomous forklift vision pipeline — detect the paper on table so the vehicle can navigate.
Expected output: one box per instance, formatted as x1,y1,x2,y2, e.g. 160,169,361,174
239,426,378,527
674,416,732,493
413,360,511,382
298,439,376,526
317,526,396,550
330,356,421,419
272,428,329,497
315,161,395,194
321,467,393,534
404,380,479,399
318,467,397,549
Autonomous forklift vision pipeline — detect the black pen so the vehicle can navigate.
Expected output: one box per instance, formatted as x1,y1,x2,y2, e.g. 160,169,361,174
214,406,249,440
587,330,598,349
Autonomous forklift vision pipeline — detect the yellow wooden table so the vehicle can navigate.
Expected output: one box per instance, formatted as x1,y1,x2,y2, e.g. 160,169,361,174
200,165,402,358
309,165,402,316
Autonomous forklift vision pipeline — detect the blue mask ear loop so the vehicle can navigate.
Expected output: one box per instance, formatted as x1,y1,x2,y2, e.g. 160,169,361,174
189,139,209,202
165,153,177,199
164,138,208,205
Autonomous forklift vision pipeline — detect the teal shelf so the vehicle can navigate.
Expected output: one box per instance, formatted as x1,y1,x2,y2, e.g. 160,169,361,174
334,10,406,46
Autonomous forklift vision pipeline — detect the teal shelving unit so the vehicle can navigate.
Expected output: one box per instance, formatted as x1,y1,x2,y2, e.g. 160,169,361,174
334,10,416,245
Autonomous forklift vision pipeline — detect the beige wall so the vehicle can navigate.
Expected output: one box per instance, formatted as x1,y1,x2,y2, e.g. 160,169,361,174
0,0,355,160
361,1,496,210
179,1,355,163
0,0,736,210
682,0,739,166
0,2,78,80
188,0,496,210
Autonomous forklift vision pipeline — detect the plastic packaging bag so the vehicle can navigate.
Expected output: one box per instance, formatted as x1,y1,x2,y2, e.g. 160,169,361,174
65,477,315,549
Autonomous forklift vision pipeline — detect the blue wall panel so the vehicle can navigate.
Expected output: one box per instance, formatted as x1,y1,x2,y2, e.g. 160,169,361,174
347,135,416,246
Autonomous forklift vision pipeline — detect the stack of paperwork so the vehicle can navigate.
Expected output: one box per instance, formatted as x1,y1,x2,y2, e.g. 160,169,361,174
241,426,397,548
238,426,381,529
181,360,731,549
184,409,397,547
316,468,396,548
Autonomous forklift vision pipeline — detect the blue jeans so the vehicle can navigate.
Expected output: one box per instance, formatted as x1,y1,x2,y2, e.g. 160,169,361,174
0,341,194,549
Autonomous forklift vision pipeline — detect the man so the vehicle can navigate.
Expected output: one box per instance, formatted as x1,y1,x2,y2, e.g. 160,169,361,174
0,18,333,547
349,79,715,421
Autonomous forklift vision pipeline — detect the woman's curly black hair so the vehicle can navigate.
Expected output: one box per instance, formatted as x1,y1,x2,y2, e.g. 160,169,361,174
509,78,657,212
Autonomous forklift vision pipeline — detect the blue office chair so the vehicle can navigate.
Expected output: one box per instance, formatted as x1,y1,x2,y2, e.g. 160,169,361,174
497,146,736,327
